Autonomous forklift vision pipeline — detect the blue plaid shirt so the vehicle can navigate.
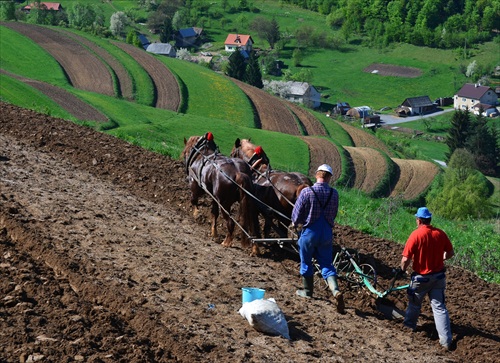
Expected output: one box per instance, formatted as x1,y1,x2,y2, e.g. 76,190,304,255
292,183,339,228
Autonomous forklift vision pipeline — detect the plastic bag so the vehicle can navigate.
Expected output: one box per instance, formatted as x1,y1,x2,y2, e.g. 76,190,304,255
239,298,290,339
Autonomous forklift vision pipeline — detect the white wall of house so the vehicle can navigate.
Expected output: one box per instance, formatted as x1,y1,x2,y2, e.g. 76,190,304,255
454,89,498,110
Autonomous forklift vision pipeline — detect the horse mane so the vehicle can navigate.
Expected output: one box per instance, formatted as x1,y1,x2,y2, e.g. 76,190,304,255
181,136,201,159
239,139,257,159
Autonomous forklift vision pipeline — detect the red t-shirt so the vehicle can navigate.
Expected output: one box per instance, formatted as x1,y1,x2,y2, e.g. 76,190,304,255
402,225,453,275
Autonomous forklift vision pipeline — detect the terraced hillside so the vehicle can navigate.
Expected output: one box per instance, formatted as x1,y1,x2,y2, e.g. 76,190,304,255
0,21,440,201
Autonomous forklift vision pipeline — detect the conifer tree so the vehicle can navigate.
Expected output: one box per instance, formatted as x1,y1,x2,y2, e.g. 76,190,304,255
245,51,263,88
445,109,471,162
226,50,246,81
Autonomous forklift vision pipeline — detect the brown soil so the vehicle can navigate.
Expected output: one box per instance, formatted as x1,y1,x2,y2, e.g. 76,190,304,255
336,121,393,155
285,102,328,136
2,22,114,96
345,146,388,194
364,64,422,78
391,159,440,200
57,28,134,101
301,136,343,181
113,42,180,111
1,102,499,363
231,79,301,135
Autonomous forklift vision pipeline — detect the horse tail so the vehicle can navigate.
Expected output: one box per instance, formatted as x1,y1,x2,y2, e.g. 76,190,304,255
235,172,260,243
295,183,310,202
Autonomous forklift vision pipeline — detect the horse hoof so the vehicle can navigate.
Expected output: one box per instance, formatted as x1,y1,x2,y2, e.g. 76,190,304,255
221,240,232,248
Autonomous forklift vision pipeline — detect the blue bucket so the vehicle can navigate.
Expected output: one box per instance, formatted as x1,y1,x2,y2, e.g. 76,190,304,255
241,287,265,304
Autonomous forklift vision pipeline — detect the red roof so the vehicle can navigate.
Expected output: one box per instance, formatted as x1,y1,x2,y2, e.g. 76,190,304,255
224,34,253,46
24,2,62,11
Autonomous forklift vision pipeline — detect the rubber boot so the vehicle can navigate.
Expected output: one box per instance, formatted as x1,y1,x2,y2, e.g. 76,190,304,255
296,276,314,298
327,276,345,313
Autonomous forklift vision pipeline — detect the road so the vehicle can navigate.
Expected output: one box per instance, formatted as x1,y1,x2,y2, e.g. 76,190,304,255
379,108,455,125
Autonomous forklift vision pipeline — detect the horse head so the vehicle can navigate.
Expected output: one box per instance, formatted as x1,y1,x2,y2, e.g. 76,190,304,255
182,132,219,172
231,138,270,173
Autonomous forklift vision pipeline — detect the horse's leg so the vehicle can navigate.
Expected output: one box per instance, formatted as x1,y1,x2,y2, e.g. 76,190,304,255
220,205,234,247
190,182,203,217
210,200,219,239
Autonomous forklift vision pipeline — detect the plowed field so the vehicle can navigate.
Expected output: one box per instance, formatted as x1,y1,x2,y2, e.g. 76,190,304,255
3,22,114,96
344,146,389,194
113,43,180,111
1,102,499,362
231,79,301,135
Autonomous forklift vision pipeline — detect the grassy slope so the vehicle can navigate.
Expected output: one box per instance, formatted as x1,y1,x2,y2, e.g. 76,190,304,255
0,74,76,120
0,25,68,86
158,57,255,127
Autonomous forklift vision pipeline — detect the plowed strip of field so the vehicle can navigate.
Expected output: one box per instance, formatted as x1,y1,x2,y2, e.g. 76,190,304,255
301,136,342,181
1,70,108,122
337,121,393,155
345,147,387,193
286,102,327,136
363,63,422,78
390,159,413,198
231,79,301,135
3,22,114,96
58,29,134,101
391,159,439,200
114,42,180,111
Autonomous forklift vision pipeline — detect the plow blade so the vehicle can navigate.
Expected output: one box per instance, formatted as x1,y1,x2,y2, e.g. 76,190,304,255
376,299,405,320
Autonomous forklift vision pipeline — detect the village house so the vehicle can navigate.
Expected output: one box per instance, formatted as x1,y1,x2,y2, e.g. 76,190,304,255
395,96,436,116
284,82,321,109
22,2,63,13
175,27,203,48
146,43,177,58
224,34,253,53
454,83,498,111
263,81,321,109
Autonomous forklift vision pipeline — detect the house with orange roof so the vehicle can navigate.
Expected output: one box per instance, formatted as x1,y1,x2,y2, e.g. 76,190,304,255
22,2,63,13
224,34,253,53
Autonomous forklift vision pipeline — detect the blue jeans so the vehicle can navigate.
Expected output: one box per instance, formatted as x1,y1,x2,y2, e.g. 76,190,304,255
298,216,337,279
404,271,452,347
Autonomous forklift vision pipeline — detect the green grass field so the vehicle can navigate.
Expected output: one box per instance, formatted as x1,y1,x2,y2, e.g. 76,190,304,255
159,57,256,127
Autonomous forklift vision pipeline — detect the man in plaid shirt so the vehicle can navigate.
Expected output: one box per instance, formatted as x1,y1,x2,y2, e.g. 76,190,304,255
292,164,345,313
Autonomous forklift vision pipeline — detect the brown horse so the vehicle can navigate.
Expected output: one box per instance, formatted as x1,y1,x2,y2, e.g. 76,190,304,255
182,133,260,255
231,138,312,237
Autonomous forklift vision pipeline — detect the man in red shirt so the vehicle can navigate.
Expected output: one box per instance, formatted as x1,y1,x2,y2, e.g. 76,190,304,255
401,207,454,350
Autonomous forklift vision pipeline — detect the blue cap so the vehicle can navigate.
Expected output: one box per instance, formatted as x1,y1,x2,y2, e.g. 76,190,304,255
415,207,432,219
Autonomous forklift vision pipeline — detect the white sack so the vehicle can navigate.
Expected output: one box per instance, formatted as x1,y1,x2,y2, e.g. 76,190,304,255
239,298,290,339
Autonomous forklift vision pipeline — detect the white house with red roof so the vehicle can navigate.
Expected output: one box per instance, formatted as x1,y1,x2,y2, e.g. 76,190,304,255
22,2,63,12
454,83,498,111
224,34,253,52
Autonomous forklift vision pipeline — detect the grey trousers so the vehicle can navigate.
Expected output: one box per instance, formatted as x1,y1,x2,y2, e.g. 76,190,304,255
403,271,452,347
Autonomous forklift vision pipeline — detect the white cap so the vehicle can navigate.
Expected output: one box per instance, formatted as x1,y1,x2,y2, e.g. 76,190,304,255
316,164,333,175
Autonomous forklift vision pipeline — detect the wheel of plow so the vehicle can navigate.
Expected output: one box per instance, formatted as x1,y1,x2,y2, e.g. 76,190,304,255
357,263,377,289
